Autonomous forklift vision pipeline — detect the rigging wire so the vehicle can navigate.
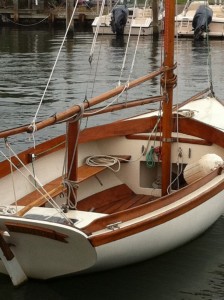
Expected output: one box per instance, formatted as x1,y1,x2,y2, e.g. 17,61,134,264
118,0,137,86
205,26,215,96
1,143,73,225
89,0,106,63
30,1,79,133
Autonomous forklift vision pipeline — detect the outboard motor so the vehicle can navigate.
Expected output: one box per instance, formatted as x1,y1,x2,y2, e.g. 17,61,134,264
110,6,128,35
192,5,213,40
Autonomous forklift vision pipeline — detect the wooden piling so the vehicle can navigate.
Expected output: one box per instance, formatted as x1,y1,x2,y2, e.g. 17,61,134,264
13,0,19,22
66,0,74,35
152,0,159,36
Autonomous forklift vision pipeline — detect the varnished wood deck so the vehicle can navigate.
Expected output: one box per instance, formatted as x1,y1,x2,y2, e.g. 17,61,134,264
77,184,157,214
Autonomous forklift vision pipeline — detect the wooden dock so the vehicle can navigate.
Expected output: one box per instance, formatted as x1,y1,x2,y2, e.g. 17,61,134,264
0,0,111,25
0,5,105,26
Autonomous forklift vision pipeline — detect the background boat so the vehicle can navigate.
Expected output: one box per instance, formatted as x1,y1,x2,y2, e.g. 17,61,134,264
176,0,224,38
92,0,164,35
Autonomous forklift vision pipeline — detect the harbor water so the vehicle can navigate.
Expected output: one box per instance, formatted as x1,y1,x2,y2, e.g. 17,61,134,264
0,26,224,299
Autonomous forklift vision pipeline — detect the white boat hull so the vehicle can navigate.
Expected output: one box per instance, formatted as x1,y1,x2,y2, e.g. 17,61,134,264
94,189,224,271
0,175,224,280
0,216,97,279
92,7,163,36
92,23,154,36
175,2,224,38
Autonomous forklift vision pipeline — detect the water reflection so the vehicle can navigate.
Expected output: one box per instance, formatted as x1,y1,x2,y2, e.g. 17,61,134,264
0,29,224,148
110,35,125,47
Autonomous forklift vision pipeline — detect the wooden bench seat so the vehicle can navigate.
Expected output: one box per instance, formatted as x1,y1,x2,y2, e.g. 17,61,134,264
77,165,106,183
15,155,131,216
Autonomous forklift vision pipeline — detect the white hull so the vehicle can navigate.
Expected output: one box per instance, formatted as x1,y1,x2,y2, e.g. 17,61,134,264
0,1,224,284
94,189,224,271
175,1,224,38
0,172,224,280
92,23,154,36
92,7,163,36
0,97,224,284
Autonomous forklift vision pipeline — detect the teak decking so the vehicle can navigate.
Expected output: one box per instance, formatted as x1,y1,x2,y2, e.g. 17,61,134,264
77,184,157,214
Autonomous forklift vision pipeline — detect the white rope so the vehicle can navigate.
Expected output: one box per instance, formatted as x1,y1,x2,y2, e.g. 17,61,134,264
63,179,78,209
127,0,150,82
118,0,137,86
85,155,122,172
167,147,184,194
118,0,151,86
84,114,162,172
89,0,106,63
30,2,79,130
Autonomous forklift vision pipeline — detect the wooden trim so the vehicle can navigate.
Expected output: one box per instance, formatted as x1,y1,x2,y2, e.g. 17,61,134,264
5,222,68,243
88,169,224,246
84,168,223,235
126,134,212,146
174,116,224,148
1,116,223,180
67,120,79,206
83,96,165,117
79,116,159,144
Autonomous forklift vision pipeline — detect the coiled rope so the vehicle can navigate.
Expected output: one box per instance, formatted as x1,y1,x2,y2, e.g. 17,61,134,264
85,155,127,172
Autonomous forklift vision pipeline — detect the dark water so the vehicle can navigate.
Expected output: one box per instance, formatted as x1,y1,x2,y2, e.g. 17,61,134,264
0,27,224,299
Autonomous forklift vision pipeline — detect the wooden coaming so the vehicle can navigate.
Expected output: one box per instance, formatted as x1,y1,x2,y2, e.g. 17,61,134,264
84,168,224,246
126,134,212,146
1,116,223,179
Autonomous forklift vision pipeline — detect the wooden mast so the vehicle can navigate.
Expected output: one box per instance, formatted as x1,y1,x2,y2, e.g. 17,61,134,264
161,0,176,196
67,119,79,207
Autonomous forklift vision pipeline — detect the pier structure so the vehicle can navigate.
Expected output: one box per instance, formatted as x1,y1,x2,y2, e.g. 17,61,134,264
0,0,112,26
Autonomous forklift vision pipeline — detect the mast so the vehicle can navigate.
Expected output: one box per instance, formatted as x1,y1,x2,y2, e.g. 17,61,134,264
161,0,176,196
67,119,79,207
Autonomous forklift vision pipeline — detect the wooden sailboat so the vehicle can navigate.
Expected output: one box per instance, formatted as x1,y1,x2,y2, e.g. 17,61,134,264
0,1,224,287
